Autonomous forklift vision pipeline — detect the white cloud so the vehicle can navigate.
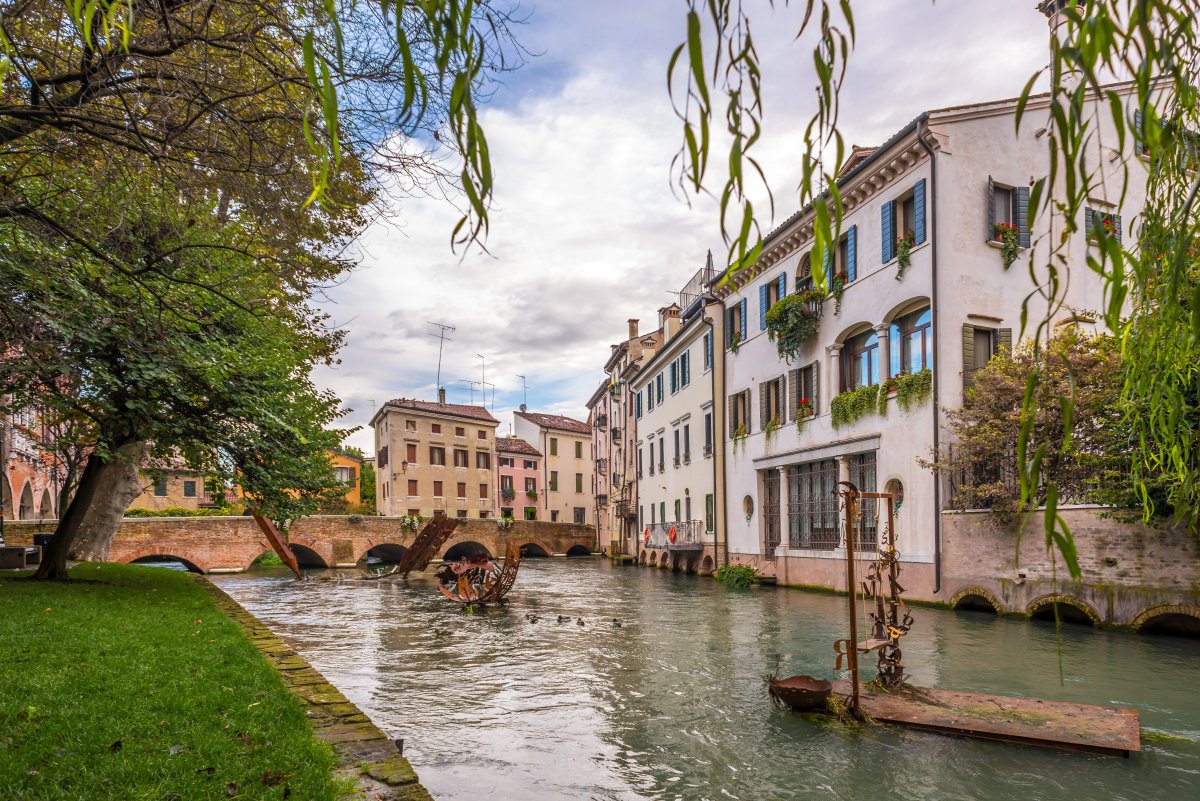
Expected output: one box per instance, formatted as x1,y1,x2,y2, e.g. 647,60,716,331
319,0,1058,452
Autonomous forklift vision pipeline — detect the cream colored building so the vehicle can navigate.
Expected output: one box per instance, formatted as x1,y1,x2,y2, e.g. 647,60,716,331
513,411,593,525
370,390,499,518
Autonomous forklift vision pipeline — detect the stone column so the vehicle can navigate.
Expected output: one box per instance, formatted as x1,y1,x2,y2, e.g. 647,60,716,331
827,344,842,411
875,323,891,380
776,465,790,553
836,455,850,550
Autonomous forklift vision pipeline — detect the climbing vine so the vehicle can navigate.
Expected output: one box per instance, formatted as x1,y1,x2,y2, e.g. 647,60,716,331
765,291,824,362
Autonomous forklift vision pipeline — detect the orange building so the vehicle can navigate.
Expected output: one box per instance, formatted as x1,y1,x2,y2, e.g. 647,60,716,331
330,450,362,506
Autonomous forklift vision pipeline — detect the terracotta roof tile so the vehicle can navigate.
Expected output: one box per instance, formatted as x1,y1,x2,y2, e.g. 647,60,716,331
515,410,590,435
496,436,541,457
383,398,498,424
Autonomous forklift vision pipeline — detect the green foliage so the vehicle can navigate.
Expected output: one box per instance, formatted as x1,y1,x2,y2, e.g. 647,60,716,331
252,551,286,567
830,272,848,316
795,399,814,433
125,506,242,518
715,563,759,588
0,563,340,799
765,293,823,362
358,461,377,512
526,489,538,500
995,223,1021,269
729,330,741,353
895,231,915,278
895,369,933,412
831,384,884,428
763,415,782,443
732,423,748,450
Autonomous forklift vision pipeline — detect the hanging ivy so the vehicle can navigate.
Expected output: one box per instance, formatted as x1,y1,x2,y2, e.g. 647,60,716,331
994,223,1020,269
831,384,883,428
830,272,848,315
895,369,933,411
765,290,824,361
895,231,915,279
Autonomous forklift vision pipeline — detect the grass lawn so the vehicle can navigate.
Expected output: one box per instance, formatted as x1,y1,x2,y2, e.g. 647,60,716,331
0,562,343,800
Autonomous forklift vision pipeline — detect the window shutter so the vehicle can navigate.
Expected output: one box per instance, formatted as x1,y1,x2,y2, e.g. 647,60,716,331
1014,186,1030,248
962,324,975,385
759,381,769,430
706,331,713,368
847,225,858,282
914,178,927,245
823,244,833,288
881,200,894,262
778,272,786,301
728,394,736,436
759,283,769,331
683,351,689,385
811,361,820,414
1114,213,1123,244
986,176,995,242
739,297,747,343
348,467,357,482
744,390,753,433
726,306,735,347
1085,207,1095,239
1134,109,1144,152
788,368,800,421
998,327,1012,353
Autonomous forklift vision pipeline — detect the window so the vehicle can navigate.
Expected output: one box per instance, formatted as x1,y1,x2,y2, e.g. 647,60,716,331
476,451,491,469
673,428,680,466
550,437,558,456
650,503,655,524
524,507,537,521
759,376,785,428
987,178,1029,247
647,385,655,412
647,440,655,476
638,447,644,478
674,498,681,521
789,363,818,420
457,509,468,519
703,413,713,456
183,480,196,498
1086,207,1122,243
575,441,583,459
786,460,840,549
705,493,715,532
763,469,782,557
405,420,417,432
501,475,513,491
963,324,1011,390
523,459,537,470
658,439,665,472
455,426,465,437
728,390,751,436
154,478,167,497
656,373,664,404
407,508,420,517
680,351,691,387
636,390,644,418
501,507,514,519
844,329,880,390
703,331,713,370
669,361,679,394
890,306,933,375
480,510,491,519
429,446,446,466
433,480,444,498
377,445,389,468
432,423,442,434
575,473,583,493
882,180,927,263
550,470,559,491
499,456,514,468
682,424,691,462
758,273,786,331
551,511,559,522
848,452,878,550
525,477,536,492
453,448,469,467
335,466,356,484
823,225,859,283
573,507,585,524
457,482,467,499
408,479,419,496
659,501,666,525
480,483,489,498
478,430,487,440
726,297,747,349
406,443,418,463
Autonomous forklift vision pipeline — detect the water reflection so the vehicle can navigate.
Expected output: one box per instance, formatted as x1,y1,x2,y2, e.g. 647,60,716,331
213,560,1200,801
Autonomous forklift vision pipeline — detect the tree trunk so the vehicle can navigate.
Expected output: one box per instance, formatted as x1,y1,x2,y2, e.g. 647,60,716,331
33,439,143,580
70,443,147,561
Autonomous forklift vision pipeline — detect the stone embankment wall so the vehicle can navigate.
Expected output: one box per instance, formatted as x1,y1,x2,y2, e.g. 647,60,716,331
941,506,1200,629
3,515,596,574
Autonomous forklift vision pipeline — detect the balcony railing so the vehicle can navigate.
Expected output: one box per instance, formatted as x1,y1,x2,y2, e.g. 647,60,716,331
703,443,713,457
596,457,609,472
672,456,680,467
596,494,609,505
611,426,622,439
594,414,608,430
644,520,706,550
615,500,637,520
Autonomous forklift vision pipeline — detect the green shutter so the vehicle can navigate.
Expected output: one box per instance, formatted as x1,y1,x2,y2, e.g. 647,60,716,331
759,382,769,430
788,368,800,421
962,324,975,388
998,327,1012,353
1014,186,1030,248
986,176,995,242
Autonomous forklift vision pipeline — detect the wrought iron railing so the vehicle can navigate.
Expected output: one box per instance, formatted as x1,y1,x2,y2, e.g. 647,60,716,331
644,520,705,549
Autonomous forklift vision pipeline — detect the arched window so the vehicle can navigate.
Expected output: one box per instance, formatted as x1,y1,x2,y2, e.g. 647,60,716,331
796,252,813,292
889,306,932,375
844,329,879,390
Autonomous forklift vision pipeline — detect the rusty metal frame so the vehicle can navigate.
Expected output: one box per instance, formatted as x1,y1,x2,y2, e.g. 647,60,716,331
437,541,523,604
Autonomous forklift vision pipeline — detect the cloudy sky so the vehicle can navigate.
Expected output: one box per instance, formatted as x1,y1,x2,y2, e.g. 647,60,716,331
322,1,1052,452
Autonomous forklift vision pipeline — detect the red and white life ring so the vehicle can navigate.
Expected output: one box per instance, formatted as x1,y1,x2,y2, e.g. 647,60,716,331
668,526,677,544
643,527,650,545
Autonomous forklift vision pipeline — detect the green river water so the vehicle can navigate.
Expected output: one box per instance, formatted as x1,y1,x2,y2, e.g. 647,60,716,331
212,559,1200,801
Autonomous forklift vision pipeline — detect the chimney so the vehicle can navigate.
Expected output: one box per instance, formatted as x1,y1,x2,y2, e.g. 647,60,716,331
1039,0,1078,89
437,387,446,405
627,319,639,340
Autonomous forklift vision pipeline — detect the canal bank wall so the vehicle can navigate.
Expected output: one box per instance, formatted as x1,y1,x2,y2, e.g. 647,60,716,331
199,576,436,800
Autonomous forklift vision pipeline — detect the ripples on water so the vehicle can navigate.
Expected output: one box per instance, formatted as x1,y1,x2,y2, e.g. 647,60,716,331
212,559,1200,801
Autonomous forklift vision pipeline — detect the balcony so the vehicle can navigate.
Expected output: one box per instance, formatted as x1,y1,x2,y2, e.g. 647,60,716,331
611,426,622,439
615,500,637,520
596,457,609,472
644,520,705,551
594,414,608,430
596,494,609,505
683,451,691,465
672,456,680,467
703,443,713,457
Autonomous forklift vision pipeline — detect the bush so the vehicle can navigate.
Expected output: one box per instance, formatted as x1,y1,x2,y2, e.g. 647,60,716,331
715,563,759,588
125,505,242,518
765,292,823,362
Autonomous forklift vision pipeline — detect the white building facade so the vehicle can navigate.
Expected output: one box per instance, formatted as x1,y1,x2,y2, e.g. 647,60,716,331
717,87,1145,601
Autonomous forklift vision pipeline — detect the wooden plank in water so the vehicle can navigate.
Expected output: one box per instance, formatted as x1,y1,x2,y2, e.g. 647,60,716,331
831,681,1140,757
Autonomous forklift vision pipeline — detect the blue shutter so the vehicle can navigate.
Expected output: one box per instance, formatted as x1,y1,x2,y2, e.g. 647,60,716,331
823,245,832,288
669,362,677,394
914,178,927,245
683,351,690,385
725,307,734,347
1015,185,1030,248
778,272,786,299
759,283,769,330
846,225,858,282
881,201,894,262
739,297,747,343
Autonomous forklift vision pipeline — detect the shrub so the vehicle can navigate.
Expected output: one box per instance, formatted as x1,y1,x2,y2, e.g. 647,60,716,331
125,505,241,518
765,292,823,362
715,563,759,588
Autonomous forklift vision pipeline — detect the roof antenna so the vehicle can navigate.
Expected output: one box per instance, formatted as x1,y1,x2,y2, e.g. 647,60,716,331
427,321,455,394
516,374,530,411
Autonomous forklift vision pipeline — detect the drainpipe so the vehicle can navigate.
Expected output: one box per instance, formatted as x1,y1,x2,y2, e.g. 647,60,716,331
917,116,943,595
711,307,730,569
699,312,721,571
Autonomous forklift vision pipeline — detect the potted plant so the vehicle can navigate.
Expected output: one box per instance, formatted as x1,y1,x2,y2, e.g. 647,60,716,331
994,222,1020,269
765,293,822,362
526,489,538,501
795,397,815,432
496,515,515,531
501,486,516,502
399,514,422,533
763,414,782,443
731,422,748,451
729,330,742,353
895,230,915,279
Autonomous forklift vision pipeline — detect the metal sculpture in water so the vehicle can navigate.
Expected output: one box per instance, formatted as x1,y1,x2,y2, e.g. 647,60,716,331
861,491,912,691
436,541,523,605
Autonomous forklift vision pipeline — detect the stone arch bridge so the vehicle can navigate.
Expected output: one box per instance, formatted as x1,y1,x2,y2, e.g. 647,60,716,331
5,516,596,574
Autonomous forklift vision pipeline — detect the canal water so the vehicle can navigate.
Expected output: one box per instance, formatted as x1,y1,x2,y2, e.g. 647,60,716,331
212,559,1200,801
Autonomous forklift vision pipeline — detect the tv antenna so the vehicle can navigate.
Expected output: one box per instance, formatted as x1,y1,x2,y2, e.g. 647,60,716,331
477,354,495,410
427,321,455,392
516,374,531,410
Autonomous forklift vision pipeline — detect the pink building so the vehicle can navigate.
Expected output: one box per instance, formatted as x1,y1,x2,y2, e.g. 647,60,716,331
496,437,542,520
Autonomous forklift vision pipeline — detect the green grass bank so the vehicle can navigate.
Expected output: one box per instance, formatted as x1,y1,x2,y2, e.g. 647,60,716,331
0,562,343,800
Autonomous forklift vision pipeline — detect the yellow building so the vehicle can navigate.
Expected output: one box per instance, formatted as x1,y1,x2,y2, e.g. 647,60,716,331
330,450,362,506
